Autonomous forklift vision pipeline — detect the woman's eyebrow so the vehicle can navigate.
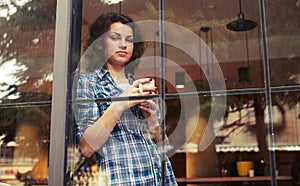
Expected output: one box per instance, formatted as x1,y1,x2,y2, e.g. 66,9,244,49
110,31,133,37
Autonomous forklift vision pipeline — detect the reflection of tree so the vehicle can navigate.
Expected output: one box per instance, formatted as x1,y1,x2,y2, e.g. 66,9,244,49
185,76,300,161
219,91,300,159
0,0,55,146
220,95,256,138
0,0,56,82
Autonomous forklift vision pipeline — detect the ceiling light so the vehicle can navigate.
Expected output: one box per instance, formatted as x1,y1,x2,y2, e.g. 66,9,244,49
101,0,123,5
226,0,257,32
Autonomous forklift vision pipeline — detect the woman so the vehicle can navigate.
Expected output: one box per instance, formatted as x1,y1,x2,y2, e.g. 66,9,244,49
74,12,177,185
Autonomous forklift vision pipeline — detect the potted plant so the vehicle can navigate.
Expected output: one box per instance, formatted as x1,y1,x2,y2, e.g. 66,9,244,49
236,151,254,177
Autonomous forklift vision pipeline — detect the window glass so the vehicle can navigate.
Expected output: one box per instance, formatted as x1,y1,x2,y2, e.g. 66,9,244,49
0,106,50,184
270,92,300,149
264,1,300,87
162,0,264,181
162,0,263,91
0,0,55,185
66,0,299,185
265,0,300,181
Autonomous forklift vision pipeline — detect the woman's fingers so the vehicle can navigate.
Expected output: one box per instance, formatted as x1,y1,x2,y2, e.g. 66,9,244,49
133,78,152,86
140,99,158,111
118,78,157,109
139,99,159,128
132,78,157,94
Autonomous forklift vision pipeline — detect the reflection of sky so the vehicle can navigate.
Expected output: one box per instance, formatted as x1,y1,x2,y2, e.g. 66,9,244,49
0,59,25,99
0,0,32,17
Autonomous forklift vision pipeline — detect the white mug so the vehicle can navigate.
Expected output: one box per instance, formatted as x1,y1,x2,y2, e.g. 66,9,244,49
139,79,155,94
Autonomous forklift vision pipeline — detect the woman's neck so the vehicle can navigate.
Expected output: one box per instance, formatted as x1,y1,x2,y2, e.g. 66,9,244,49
106,64,127,83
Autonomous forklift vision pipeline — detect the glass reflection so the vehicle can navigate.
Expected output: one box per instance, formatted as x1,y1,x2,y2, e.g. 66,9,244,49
67,0,300,185
0,0,55,185
0,106,50,184
0,0,55,103
264,1,300,86
270,92,300,150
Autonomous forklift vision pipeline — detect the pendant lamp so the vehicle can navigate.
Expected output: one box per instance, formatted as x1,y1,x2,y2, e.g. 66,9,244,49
226,0,257,32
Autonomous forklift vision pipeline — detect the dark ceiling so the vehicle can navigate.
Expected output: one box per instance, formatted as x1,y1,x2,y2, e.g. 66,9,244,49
82,0,300,62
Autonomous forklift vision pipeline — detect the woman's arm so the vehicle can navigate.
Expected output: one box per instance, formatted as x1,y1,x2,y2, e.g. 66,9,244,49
79,102,123,158
78,78,156,158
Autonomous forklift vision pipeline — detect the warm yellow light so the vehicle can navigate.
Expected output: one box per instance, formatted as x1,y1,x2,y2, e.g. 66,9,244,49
101,0,123,5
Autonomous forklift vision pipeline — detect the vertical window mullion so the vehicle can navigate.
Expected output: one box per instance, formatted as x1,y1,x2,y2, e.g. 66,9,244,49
259,0,277,185
159,0,166,185
48,0,72,185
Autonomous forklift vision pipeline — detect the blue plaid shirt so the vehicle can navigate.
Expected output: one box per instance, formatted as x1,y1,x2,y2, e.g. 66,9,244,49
75,68,177,185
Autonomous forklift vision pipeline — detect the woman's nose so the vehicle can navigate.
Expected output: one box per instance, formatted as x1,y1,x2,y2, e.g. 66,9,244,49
119,39,127,49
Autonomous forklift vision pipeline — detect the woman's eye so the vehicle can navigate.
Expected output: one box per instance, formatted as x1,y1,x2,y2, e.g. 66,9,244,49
110,36,121,41
126,38,133,43
109,35,133,43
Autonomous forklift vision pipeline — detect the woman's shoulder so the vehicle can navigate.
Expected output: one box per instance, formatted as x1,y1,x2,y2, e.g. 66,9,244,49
79,71,98,80
79,68,106,82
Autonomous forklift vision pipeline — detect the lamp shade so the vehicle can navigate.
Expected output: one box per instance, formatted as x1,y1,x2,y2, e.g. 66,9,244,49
226,0,257,32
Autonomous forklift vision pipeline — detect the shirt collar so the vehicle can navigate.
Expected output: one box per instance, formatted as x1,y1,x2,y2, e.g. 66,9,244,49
96,67,136,85
95,67,131,93
95,67,109,81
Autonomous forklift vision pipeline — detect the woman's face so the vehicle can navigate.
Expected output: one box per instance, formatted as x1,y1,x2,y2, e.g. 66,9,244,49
102,22,134,67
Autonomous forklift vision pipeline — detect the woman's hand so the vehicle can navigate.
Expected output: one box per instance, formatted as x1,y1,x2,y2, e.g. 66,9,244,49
139,98,159,129
114,78,157,112
139,98,161,142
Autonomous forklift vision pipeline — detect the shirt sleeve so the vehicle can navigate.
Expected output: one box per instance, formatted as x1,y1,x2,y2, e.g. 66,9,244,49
74,75,100,139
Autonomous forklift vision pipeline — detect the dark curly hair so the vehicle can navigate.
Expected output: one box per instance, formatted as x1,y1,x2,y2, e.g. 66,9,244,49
81,12,145,76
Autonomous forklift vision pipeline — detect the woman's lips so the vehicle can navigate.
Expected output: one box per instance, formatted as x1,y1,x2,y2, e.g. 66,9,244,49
116,51,128,56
